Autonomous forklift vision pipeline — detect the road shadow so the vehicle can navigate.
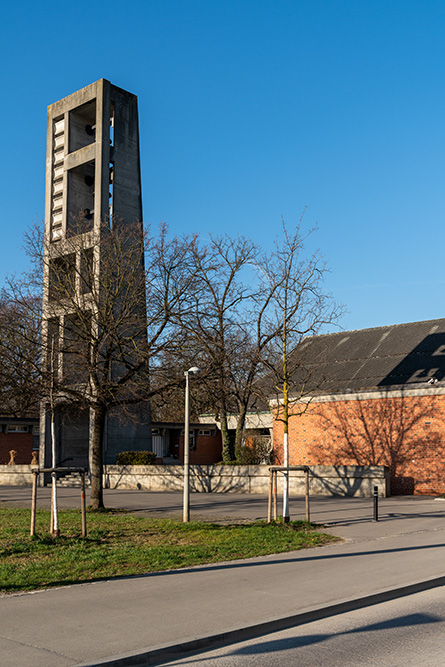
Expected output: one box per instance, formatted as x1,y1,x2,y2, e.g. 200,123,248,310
173,612,443,664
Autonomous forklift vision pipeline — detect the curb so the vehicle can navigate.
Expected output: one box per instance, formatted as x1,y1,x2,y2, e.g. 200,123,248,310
76,574,445,666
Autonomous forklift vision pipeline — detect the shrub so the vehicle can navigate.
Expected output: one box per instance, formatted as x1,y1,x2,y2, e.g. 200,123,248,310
116,451,157,465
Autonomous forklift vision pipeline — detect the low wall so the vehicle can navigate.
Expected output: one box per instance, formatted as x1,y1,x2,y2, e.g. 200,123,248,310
0,465,37,486
0,464,390,497
103,464,390,497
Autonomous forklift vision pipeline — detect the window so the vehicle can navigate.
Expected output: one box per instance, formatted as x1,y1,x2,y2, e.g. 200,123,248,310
69,99,97,153
63,312,91,382
49,254,76,300
67,161,95,236
7,425,29,433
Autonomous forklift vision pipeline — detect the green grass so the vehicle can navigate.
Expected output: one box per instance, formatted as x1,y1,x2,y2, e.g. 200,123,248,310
0,509,339,594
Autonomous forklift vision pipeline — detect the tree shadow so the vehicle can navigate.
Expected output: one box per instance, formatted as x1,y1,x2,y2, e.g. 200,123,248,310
311,389,445,496
309,467,372,497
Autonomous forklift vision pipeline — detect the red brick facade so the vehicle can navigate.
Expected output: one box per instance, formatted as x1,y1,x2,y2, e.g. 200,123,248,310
273,392,445,495
0,432,34,465
179,430,223,465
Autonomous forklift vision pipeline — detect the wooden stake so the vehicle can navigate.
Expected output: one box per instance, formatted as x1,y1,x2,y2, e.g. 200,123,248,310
50,486,53,535
81,471,87,538
30,471,38,536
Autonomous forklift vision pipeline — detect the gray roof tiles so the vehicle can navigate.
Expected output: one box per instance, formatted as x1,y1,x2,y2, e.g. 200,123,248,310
289,318,445,394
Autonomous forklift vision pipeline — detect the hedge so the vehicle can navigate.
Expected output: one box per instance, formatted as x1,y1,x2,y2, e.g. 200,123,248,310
116,451,157,465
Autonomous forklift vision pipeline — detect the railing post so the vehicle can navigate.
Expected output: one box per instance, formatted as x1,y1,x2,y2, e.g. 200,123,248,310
81,471,87,537
305,467,310,523
373,485,379,522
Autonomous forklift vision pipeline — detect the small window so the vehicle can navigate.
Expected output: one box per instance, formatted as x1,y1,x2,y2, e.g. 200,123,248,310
198,429,213,436
7,425,29,433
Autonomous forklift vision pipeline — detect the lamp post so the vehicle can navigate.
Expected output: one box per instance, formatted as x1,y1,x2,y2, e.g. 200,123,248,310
183,366,201,522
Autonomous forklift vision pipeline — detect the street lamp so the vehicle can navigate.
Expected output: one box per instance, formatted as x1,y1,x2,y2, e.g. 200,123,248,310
183,366,201,522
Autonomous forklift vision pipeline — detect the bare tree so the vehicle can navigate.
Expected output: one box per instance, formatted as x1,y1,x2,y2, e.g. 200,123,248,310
3,220,195,509
177,235,259,462
0,294,41,418
1,213,342,510
172,221,341,472
256,216,343,521
149,349,212,423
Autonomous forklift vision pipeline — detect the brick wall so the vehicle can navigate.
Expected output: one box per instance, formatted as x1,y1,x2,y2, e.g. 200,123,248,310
0,433,34,465
179,431,223,465
273,393,445,495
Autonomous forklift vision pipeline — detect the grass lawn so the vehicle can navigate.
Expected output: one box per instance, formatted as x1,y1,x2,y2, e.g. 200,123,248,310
0,509,339,594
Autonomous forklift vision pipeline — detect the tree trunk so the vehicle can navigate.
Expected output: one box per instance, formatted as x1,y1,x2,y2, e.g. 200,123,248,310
220,407,232,463
90,403,106,510
234,403,247,462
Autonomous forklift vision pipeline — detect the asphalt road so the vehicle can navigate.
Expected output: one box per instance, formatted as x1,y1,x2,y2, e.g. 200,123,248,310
2,485,444,536
165,585,445,666
2,487,445,666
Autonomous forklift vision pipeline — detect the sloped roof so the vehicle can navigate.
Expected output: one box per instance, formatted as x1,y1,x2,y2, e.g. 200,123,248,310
289,318,445,394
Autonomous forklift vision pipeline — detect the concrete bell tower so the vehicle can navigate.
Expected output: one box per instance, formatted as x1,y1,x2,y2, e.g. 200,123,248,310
40,80,150,473
45,78,142,242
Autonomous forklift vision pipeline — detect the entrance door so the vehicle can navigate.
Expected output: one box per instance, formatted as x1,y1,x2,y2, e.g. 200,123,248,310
152,434,164,457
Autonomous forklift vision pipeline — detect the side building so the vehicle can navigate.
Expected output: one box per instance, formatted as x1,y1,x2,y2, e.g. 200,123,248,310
40,79,151,474
0,416,39,465
272,319,445,495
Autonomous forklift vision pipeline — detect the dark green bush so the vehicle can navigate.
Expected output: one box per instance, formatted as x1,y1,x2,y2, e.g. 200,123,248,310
116,451,157,465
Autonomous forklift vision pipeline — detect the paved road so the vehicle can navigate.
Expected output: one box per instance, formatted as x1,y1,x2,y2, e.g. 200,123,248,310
1,488,445,666
2,485,444,537
165,585,445,666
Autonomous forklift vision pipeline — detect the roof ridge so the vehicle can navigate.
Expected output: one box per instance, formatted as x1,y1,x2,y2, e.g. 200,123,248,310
313,317,445,340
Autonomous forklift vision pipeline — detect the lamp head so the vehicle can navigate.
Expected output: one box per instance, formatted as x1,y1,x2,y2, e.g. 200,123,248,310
187,366,201,375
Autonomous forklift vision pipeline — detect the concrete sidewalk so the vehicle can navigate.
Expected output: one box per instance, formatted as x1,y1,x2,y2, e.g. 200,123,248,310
1,493,445,666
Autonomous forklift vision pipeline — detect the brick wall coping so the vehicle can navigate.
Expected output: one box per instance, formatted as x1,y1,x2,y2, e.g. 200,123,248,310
269,385,445,406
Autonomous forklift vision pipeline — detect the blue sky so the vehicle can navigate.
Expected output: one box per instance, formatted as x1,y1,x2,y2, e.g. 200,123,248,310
1,0,445,332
